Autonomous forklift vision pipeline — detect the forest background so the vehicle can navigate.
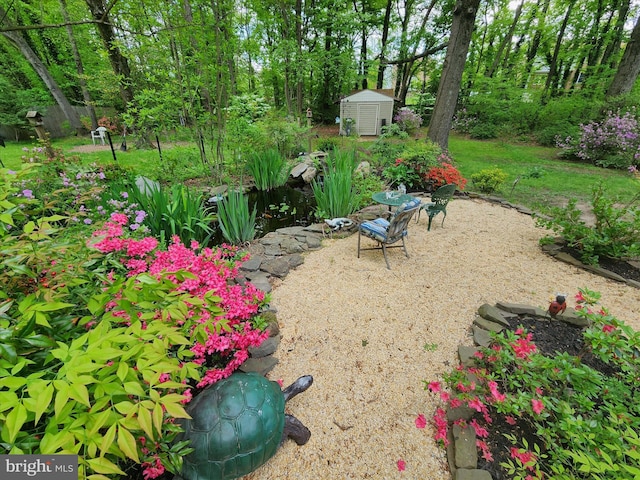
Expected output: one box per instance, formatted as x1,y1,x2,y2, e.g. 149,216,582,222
1,0,640,160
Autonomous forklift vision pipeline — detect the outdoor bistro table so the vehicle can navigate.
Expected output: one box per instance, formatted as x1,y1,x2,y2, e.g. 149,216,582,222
372,191,418,212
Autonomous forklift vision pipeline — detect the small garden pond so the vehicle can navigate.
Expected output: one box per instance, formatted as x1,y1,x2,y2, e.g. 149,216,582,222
210,185,317,244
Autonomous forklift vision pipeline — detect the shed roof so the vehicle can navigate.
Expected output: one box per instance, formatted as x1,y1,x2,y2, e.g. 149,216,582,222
341,89,395,103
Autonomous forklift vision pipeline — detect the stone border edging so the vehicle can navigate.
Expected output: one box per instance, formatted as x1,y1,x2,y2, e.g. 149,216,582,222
447,302,589,480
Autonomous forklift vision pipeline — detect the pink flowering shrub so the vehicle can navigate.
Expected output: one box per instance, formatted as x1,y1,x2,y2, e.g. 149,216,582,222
422,288,640,479
90,212,269,391
85,212,269,478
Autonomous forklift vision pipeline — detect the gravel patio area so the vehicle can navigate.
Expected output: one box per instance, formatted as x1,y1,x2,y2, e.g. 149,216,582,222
245,197,640,480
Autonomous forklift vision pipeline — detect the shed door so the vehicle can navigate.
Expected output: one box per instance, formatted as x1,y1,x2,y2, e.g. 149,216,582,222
357,103,379,135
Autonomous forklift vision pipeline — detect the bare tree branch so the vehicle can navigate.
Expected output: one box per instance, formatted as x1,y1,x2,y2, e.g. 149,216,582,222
1,19,107,33
0,18,192,37
381,43,448,65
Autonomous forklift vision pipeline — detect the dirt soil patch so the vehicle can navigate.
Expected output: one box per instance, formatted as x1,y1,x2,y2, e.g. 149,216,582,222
244,198,640,480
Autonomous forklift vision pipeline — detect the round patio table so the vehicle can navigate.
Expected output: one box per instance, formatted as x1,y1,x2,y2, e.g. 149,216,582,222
372,191,418,211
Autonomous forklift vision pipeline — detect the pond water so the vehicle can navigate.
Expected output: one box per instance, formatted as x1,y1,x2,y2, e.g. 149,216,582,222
249,185,317,236
210,185,317,244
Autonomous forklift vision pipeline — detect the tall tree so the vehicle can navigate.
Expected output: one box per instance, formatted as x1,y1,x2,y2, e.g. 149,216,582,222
428,0,481,150
0,7,84,135
485,0,524,78
59,0,97,130
607,14,640,98
84,0,134,107
521,0,550,87
376,0,393,89
542,0,576,100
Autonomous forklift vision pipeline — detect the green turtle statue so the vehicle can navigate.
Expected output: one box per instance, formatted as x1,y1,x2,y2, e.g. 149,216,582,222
177,372,313,480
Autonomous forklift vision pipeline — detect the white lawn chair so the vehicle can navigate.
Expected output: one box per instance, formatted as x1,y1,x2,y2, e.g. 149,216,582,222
91,126,108,145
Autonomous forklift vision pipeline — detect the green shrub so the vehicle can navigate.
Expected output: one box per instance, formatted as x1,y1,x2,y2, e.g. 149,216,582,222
534,121,579,147
379,123,409,139
0,195,268,478
226,93,272,121
312,150,356,219
1,164,39,237
470,122,499,140
257,115,309,157
352,172,386,210
399,141,442,168
317,137,338,152
382,158,424,190
470,167,508,193
381,141,457,191
535,183,640,264
246,148,289,191
370,137,406,164
216,188,257,244
536,94,603,133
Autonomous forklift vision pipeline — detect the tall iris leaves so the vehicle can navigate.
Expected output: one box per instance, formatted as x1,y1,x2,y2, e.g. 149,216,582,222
216,189,257,244
312,150,357,219
131,182,215,246
246,149,289,191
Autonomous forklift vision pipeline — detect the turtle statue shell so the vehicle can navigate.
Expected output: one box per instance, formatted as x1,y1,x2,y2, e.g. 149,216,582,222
179,372,286,480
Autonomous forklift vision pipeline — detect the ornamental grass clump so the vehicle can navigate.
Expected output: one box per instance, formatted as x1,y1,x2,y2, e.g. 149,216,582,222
312,149,357,219
216,188,257,244
422,288,640,480
129,183,215,247
246,148,290,191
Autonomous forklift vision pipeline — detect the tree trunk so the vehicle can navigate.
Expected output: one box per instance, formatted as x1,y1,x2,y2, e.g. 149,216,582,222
607,14,640,98
485,0,524,78
376,0,393,89
543,0,575,100
0,27,84,135
59,0,95,131
601,0,631,69
296,0,303,117
183,0,213,114
427,0,481,151
522,0,550,87
84,0,135,107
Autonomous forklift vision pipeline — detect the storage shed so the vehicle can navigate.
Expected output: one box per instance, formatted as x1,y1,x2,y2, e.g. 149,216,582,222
339,89,394,136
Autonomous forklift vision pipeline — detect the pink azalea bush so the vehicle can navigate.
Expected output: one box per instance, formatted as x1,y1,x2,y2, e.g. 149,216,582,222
88,212,269,478
421,288,640,479
90,212,269,392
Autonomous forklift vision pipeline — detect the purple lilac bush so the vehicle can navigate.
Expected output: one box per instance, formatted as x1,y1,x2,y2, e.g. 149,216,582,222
557,109,640,169
394,108,423,134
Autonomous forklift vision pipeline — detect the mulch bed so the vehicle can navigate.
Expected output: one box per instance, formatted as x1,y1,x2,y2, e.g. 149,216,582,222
559,244,640,283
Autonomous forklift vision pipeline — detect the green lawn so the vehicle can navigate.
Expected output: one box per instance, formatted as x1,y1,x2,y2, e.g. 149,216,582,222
448,133,637,210
2,131,638,214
